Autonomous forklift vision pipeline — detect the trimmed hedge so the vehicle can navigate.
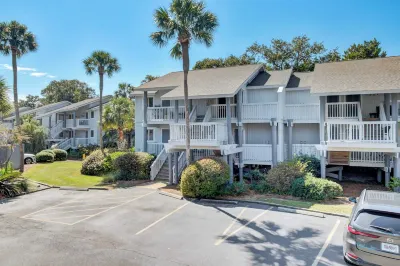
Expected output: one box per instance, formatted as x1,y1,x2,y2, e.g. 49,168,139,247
290,173,343,201
81,150,110,175
52,149,68,161
266,160,307,194
113,152,154,180
180,157,230,198
36,150,55,163
103,151,128,172
295,155,321,177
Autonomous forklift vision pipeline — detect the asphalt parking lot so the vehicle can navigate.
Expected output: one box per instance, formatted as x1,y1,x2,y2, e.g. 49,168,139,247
0,186,348,266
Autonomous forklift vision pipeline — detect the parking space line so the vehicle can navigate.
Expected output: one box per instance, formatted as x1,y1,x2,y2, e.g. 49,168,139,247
215,207,272,246
40,215,92,220
69,191,156,226
311,219,341,266
21,216,74,226
29,207,111,216
214,207,247,245
136,202,190,235
47,202,126,209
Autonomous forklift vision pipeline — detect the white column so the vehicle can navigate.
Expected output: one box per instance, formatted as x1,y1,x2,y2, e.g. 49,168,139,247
168,153,173,185
143,92,148,152
226,97,233,184
237,90,244,183
384,93,391,120
320,96,326,178
174,100,179,184
271,118,277,167
277,86,285,162
287,119,293,160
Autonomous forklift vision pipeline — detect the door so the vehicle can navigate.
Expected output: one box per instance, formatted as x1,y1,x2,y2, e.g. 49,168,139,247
162,129,170,143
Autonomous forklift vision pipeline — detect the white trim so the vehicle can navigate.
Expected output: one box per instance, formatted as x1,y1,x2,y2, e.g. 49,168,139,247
246,85,281,90
312,88,400,96
286,87,311,91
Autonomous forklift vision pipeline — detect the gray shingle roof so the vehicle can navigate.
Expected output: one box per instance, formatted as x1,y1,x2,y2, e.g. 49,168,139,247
286,72,313,88
311,56,400,95
247,69,293,87
4,101,71,120
133,64,263,100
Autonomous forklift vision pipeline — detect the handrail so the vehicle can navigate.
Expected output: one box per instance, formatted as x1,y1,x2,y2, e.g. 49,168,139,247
326,102,360,120
203,106,212,122
50,120,63,139
357,102,362,121
172,151,186,180
150,148,167,180
57,138,72,150
379,102,387,121
189,106,197,122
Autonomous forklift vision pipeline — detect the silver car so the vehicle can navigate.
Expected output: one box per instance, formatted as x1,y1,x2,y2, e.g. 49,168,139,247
24,153,36,164
343,189,400,265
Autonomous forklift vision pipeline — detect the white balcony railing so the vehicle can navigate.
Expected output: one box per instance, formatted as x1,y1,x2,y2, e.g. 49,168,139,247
75,138,89,146
285,104,320,121
210,104,237,120
326,102,361,120
350,152,385,166
285,144,319,159
326,121,396,144
242,144,272,164
242,103,278,121
78,119,89,127
192,149,216,161
150,148,167,180
148,142,164,155
170,123,227,144
147,106,185,122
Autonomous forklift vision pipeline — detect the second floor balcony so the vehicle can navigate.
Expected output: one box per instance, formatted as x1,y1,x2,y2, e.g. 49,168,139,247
66,119,90,128
147,106,185,123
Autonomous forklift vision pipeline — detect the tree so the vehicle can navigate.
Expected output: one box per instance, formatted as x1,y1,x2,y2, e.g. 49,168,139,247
141,75,159,85
19,94,41,108
318,48,342,64
20,114,46,154
193,54,256,70
0,21,38,172
103,97,134,149
114,82,134,98
0,77,12,117
83,51,121,154
150,0,218,164
41,79,96,104
343,38,386,61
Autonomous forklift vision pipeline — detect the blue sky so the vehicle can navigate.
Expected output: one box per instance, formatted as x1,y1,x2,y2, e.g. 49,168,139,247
1,0,400,99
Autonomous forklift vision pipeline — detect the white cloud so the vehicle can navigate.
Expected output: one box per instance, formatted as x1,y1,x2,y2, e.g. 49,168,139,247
30,72,47,77
0,64,36,72
47,75,56,79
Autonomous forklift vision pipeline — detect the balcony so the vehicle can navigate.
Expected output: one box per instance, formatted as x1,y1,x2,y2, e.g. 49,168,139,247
242,103,278,122
241,144,272,165
147,106,185,123
326,102,361,120
209,104,237,120
285,104,320,122
326,121,397,149
65,119,90,128
169,122,227,148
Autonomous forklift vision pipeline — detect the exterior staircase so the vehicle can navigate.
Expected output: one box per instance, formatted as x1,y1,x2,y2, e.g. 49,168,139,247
195,115,205,122
156,158,174,180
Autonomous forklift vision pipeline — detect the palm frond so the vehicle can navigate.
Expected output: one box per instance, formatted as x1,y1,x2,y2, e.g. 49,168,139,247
150,31,170,47
170,42,182,59
0,21,38,57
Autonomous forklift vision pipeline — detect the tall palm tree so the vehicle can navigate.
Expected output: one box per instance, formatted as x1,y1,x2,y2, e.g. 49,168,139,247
150,0,218,163
0,21,38,172
103,97,134,149
83,51,121,153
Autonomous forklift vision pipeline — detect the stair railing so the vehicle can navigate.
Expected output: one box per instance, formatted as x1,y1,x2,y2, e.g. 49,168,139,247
172,151,186,181
50,120,64,139
189,106,197,122
203,106,212,122
150,148,167,180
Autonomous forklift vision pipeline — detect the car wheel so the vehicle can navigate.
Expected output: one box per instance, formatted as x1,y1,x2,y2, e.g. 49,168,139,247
25,158,33,164
344,256,356,265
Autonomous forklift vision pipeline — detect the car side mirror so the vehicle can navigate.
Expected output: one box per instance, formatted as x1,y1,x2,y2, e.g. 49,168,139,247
349,197,357,203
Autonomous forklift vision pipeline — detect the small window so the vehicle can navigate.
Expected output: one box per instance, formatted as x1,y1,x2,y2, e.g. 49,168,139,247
68,114,73,119
147,129,154,141
85,112,89,119
161,100,170,107
148,97,154,107
90,130,94,138
327,96,339,103
91,111,94,118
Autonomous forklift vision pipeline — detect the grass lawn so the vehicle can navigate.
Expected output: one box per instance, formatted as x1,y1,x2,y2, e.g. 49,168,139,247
23,161,104,188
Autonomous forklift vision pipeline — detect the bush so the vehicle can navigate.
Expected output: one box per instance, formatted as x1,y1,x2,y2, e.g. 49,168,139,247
295,155,321,177
180,157,230,198
244,169,267,183
113,152,154,180
52,149,68,161
78,144,100,157
266,160,307,194
81,150,110,175
17,179,29,192
389,177,400,192
290,173,343,201
103,151,128,172
42,149,55,156
250,180,270,193
36,150,55,163
223,182,249,196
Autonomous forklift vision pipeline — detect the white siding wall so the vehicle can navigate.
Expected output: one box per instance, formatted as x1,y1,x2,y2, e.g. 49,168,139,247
361,94,384,119
286,89,319,104
245,123,272,144
286,124,319,144
247,88,278,103
135,123,144,152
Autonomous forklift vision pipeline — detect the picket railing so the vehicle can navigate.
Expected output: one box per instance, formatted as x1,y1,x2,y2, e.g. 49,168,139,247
210,104,237,120
75,138,88,147
285,104,320,121
148,142,164,155
50,120,63,138
57,138,72,150
242,103,278,121
147,106,185,122
326,102,361,120
242,144,272,164
192,149,215,161
77,119,89,126
326,121,396,144
172,152,186,180
150,148,167,180
350,151,385,166
170,122,227,143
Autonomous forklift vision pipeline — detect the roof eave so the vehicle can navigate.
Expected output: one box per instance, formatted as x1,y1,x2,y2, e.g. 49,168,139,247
134,86,178,92
311,88,400,96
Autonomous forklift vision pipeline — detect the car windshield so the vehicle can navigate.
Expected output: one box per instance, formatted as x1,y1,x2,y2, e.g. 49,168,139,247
355,210,400,235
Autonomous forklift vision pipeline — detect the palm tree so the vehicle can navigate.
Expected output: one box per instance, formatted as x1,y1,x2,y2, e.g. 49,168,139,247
114,82,134,98
141,74,159,85
150,0,218,163
103,97,134,149
0,21,38,172
0,77,12,117
83,51,121,153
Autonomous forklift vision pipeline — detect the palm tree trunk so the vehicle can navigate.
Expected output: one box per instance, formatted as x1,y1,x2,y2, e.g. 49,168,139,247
181,42,191,165
12,50,24,173
99,73,104,154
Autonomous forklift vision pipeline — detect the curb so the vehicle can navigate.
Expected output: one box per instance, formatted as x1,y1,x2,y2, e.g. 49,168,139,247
158,190,183,200
200,198,238,205
89,187,109,191
59,187,89,191
277,206,325,218
0,186,53,203
26,180,52,188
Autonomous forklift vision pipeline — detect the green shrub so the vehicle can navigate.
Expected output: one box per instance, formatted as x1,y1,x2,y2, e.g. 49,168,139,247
17,179,29,192
36,150,55,163
102,174,116,184
52,149,68,161
244,169,267,183
290,173,343,200
78,144,100,157
295,155,321,177
266,160,307,194
113,152,154,180
81,150,110,175
389,177,400,192
42,149,55,156
103,151,128,172
223,182,249,196
180,157,230,198
250,180,270,193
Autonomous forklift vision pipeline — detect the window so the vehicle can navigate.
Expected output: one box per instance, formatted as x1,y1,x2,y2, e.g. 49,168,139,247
91,111,94,118
346,94,360,102
148,97,154,107
68,114,73,119
147,129,154,141
85,112,89,119
161,100,170,107
90,130,94,138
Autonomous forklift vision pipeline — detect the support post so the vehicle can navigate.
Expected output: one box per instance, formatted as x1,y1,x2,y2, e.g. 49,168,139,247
319,96,326,178
287,119,293,160
320,151,326,178
384,93,391,120
237,90,244,183
73,130,76,147
226,97,233,184
168,153,173,185
73,111,76,127
377,168,382,183
394,155,400,179
277,86,285,162
143,91,148,152
63,112,67,128
174,100,179,184
49,116,52,128
271,118,277,167
385,155,390,187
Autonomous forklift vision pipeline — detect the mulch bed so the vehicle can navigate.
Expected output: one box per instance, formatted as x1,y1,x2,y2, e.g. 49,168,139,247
340,181,388,197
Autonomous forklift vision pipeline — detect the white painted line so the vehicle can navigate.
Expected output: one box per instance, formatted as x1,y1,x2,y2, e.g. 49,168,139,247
215,207,272,246
214,207,247,245
29,207,111,217
42,215,92,220
47,202,127,209
21,216,74,226
311,219,341,266
136,202,190,235
69,191,156,225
